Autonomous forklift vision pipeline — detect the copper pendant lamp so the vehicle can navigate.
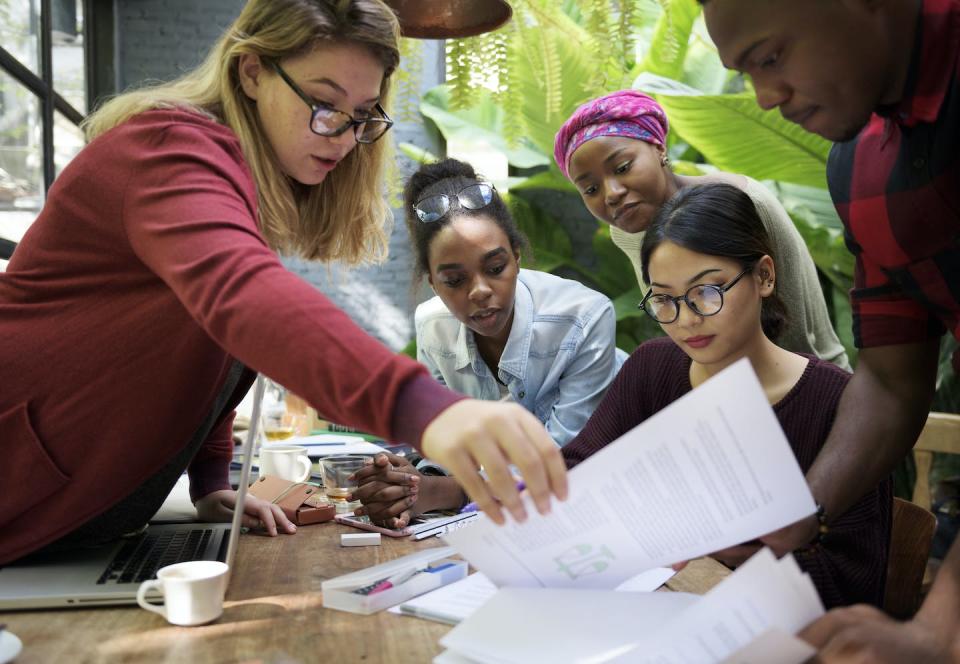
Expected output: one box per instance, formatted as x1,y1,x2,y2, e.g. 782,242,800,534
384,0,513,39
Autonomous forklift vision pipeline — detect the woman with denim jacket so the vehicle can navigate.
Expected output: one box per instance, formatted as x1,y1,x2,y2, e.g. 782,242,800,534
351,158,625,524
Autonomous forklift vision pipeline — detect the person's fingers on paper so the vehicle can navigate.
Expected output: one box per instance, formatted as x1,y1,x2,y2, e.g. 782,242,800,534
420,403,504,525
446,446,504,525
670,560,689,572
447,407,525,522
514,406,568,513
423,399,568,524
800,605,953,664
799,605,884,649
476,435,528,523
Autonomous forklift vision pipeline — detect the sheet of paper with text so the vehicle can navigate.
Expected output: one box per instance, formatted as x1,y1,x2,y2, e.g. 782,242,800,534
443,358,816,588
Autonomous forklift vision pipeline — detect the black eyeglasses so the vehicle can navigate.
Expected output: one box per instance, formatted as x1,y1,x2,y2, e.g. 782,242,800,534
639,267,752,324
269,60,393,144
414,183,496,223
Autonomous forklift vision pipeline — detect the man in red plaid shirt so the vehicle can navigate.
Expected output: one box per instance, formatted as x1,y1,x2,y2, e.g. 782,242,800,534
702,0,960,661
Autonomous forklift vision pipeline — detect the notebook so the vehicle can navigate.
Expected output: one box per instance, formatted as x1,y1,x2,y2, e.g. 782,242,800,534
0,376,265,610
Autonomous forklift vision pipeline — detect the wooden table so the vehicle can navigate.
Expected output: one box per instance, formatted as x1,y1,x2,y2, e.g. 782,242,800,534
1,523,729,664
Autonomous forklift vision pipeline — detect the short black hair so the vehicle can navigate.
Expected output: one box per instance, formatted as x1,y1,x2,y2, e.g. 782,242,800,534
640,183,788,341
403,158,528,280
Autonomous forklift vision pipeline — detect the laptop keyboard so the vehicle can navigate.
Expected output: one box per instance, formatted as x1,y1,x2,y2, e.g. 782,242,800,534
96,529,217,585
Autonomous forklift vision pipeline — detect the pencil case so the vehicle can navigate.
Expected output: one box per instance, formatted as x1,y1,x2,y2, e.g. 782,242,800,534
248,475,336,526
322,546,468,615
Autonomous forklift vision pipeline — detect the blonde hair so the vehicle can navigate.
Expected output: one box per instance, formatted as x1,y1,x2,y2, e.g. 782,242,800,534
83,0,400,264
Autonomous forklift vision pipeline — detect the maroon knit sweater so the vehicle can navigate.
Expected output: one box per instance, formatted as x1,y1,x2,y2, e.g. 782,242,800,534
563,337,891,609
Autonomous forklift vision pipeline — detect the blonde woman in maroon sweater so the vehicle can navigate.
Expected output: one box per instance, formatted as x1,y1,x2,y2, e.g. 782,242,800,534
0,0,564,565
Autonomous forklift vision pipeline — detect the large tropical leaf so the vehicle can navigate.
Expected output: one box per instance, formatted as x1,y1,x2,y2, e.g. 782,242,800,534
587,225,642,297
398,142,439,165
772,182,854,290
503,193,575,275
787,205,854,292
680,17,729,95
509,168,578,195
633,73,832,188
612,286,648,321
774,181,845,230
639,0,700,81
509,19,606,157
420,86,549,168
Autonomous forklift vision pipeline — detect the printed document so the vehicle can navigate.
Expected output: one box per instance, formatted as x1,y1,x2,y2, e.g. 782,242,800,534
436,549,822,664
444,359,816,588
627,548,823,663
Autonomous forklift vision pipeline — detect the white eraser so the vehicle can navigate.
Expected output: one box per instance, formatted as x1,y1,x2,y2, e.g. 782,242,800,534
341,532,381,547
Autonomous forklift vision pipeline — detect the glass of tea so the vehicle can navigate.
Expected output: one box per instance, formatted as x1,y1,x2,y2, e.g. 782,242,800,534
319,455,368,504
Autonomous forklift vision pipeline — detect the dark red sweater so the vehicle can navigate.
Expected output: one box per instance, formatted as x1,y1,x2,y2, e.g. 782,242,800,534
563,337,891,608
0,109,461,563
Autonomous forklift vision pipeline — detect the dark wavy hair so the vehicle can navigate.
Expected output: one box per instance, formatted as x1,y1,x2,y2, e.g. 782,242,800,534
640,183,788,341
403,158,528,281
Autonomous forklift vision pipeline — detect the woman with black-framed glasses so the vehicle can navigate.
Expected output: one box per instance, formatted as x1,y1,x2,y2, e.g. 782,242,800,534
0,0,567,566
562,183,892,610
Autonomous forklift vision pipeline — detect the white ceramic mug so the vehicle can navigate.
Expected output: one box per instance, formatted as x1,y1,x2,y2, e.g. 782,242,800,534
259,444,312,482
136,560,228,626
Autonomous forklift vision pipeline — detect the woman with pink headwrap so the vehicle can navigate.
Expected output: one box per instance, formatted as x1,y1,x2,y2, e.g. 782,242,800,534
555,90,849,369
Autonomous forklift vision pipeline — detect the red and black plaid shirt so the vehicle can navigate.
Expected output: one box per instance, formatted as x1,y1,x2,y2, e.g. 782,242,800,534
828,0,960,368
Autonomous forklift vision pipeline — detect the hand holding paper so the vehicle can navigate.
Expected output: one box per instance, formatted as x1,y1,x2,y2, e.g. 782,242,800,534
444,360,816,589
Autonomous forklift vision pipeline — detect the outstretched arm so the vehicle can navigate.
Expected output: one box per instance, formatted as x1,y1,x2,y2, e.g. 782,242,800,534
762,340,939,554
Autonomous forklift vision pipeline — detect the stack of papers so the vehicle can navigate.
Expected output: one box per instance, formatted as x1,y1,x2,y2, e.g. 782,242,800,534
437,548,822,664
443,359,816,589
432,359,825,663
389,567,676,625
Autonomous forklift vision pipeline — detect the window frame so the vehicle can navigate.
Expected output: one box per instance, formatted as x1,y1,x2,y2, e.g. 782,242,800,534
0,0,112,261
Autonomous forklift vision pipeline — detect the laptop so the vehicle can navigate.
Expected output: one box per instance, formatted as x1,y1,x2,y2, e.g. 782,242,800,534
0,376,265,609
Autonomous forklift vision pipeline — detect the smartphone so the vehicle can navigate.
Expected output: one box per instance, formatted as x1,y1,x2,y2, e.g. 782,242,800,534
335,514,414,537
335,512,479,539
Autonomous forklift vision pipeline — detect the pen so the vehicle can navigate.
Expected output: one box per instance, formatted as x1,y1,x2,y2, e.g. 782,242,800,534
367,567,423,596
397,605,460,625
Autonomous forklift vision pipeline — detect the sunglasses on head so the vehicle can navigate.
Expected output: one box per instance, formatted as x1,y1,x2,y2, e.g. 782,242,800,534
413,183,496,223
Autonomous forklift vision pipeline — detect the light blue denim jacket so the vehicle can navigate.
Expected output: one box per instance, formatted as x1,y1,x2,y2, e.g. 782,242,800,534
415,269,626,447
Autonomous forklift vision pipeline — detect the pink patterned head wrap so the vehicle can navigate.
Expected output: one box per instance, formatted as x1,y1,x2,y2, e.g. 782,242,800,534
553,90,669,180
